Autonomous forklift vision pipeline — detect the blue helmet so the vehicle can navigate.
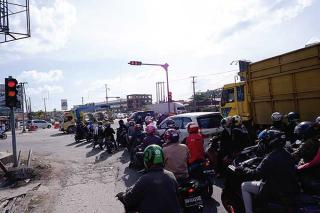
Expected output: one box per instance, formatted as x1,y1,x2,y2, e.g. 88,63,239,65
258,129,285,148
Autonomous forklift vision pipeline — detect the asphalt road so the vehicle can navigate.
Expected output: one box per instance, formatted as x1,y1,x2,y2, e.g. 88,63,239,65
0,122,226,213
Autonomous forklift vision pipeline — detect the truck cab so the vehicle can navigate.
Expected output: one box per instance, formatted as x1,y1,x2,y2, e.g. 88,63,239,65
220,81,251,121
60,111,76,133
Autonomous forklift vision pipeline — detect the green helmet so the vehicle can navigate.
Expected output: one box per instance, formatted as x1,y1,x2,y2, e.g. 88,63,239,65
143,144,164,169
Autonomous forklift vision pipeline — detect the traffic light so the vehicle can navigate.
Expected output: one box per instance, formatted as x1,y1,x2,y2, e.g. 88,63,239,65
5,77,18,108
128,61,142,65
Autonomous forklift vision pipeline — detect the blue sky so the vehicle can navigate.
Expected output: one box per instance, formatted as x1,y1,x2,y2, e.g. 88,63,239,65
0,0,319,111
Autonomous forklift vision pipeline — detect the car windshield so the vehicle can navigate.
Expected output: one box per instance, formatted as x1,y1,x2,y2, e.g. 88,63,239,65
197,114,222,129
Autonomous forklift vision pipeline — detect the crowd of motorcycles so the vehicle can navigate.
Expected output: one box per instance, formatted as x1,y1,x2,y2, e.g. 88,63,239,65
73,113,320,213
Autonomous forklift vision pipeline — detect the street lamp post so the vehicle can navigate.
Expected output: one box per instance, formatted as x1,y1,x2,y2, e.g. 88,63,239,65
128,61,170,114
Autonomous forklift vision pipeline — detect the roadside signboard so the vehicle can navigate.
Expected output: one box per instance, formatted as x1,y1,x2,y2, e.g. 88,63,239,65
61,99,68,111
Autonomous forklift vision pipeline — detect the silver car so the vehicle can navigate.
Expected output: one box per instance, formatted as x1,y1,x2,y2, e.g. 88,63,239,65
27,120,52,129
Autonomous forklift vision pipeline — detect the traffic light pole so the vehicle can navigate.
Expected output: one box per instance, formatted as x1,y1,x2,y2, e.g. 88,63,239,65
129,62,171,114
10,107,18,167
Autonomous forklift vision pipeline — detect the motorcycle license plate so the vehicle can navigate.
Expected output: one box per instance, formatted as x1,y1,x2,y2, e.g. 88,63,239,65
184,196,203,207
203,169,215,174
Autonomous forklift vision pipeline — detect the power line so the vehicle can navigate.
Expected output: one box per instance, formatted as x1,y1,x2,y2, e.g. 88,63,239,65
170,69,238,82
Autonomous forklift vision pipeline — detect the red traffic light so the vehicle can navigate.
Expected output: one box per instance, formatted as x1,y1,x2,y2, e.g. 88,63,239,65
128,61,142,65
7,80,16,87
8,91,16,97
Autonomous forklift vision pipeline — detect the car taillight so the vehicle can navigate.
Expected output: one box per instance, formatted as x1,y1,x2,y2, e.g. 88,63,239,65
188,188,194,194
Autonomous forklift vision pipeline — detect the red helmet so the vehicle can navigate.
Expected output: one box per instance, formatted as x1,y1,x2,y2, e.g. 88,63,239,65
164,129,180,143
186,122,199,134
145,124,156,135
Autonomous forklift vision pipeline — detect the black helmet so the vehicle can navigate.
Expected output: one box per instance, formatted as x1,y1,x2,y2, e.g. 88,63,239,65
294,121,316,140
287,112,300,123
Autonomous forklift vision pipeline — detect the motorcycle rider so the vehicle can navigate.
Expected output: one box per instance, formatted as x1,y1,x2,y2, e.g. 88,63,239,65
270,112,287,132
139,124,163,150
93,121,105,149
214,116,235,177
129,124,145,168
116,144,181,213
285,112,300,143
117,119,128,148
163,129,189,180
185,122,205,165
231,115,251,153
127,120,136,151
293,121,319,164
104,122,116,152
293,121,320,195
239,130,299,213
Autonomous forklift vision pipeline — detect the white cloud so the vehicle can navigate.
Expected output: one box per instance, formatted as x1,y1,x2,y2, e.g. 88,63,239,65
27,85,64,96
19,70,64,82
5,0,76,54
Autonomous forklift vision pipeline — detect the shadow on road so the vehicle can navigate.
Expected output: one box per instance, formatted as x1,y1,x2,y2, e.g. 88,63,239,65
122,166,141,187
66,141,78,146
75,140,92,147
50,132,66,137
85,143,94,148
119,149,130,164
94,150,112,163
86,148,103,158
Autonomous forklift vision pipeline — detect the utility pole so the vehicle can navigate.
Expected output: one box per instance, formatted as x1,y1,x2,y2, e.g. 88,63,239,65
43,98,47,120
105,84,109,104
19,82,27,133
82,97,84,105
191,76,197,111
29,97,32,113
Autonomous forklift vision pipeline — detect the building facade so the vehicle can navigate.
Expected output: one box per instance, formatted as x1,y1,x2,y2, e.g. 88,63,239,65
127,94,152,111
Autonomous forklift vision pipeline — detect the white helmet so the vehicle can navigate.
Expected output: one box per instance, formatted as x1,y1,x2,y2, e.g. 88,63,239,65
232,115,242,126
271,112,283,122
315,116,320,124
